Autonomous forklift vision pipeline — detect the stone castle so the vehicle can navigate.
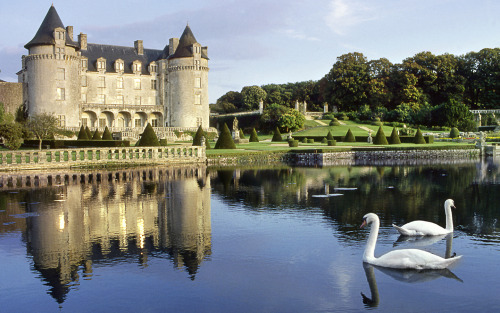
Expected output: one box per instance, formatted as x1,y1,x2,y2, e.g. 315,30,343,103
17,5,211,138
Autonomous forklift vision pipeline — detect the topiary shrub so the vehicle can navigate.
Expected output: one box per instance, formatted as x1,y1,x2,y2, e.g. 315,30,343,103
271,127,282,142
85,126,92,139
340,113,349,121
326,131,334,141
321,138,327,144
414,127,426,144
450,127,460,138
249,128,259,142
307,139,314,143
389,127,401,144
373,126,389,145
136,123,160,146
192,125,204,146
91,129,102,140
160,139,168,146
239,129,245,139
215,123,236,149
344,128,356,142
102,126,113,140
205,136,211,149
288,140,299,147
302,137,308,143
372,117,383,126
329,118,341,126
77,125,89,140
327,140,336,146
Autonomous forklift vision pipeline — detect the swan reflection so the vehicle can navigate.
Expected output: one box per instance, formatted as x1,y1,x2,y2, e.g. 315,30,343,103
393,233,456,259
361,262,463,308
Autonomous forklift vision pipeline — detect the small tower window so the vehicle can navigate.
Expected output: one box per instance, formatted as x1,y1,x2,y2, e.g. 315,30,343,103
57,68,65,81
81,58,88,70
117,77,124,89
195,77,201,88
194,94,201,105
132,61,142,73
56,88,65,100
151,80,157,90
97,58,106,71
115,59,124,72
55,47,65,59
134,78,141,90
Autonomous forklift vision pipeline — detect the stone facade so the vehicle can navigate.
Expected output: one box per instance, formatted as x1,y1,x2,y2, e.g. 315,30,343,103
0,82,23,115
17,5,210,134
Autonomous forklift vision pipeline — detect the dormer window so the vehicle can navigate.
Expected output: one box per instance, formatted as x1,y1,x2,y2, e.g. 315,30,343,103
115,59,124,73
55,29,65,41
132,61,142,74
149,62,157,74
97,58,106,71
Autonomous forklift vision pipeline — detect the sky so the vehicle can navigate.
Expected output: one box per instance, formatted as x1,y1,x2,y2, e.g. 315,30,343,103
1,0,500,103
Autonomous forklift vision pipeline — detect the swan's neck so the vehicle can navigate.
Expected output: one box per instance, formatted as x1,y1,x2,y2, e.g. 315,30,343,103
444,203,453,231
364,219,379,262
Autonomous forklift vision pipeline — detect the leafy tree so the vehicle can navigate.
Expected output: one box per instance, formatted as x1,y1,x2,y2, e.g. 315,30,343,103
344,128,356,142
241,85,267,110
277,109,305,132
214,123,236,149
102,126,113,140
260,103,289,130
136,123,160,146
249,128,259,142
26,113,60,150
373,126,388,145
432,99,476,131
212,91,243,113
0,121,23,150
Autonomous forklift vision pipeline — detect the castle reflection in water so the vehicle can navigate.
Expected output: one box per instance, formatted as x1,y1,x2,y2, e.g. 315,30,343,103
3,167,211,303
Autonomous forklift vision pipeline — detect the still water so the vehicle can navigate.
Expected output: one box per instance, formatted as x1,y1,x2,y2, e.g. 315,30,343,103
1,159,500,312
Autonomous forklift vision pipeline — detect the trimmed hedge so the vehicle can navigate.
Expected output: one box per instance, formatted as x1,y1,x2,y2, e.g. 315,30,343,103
91,130,102,140
327,140,336,146
23,139,130,148
136,123,160,146
102,126,113,140
215,123,236,149
192,125,204,146
77,126,89,140
414,128,426,144
249,128,259,142
288,140,299,147
389,128,401,145
373,126,389,145
239,129,245,139
344,129,356,142
272,127,283,142
450,127,460,138
85,126,92,139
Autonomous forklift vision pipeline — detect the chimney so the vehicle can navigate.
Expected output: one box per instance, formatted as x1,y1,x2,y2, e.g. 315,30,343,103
134,40,144,55
169,38,179,55
78,33,87,50
66,26,74,41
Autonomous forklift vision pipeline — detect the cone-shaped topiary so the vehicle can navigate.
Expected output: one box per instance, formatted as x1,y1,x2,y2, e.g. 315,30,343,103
326,131,334,141
302,137,308,143
321,137,327,144
414,127,426,144
215,123,236,149
450,127,460,138
373,126,389,145
239,129,245,139
249,128,259,142
91,129,102,140
85,126,92,139
192,125,204,146
389,128,401,144
271,127,282,142
77,125,89,140
102,126,113,140
344,128,356,142
329,118,340,126
136,123,160,146
205,136,211,149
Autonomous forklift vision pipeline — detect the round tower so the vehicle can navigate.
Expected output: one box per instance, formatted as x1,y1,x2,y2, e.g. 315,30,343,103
167,25,209,128
23,5,81,128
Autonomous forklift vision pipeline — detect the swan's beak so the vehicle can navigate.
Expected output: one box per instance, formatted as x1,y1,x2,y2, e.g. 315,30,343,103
360,220,367,229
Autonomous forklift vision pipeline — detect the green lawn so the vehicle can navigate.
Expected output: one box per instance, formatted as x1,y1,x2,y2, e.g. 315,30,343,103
295,121,397,137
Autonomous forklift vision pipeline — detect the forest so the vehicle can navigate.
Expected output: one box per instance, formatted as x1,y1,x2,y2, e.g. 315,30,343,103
211,48,500,131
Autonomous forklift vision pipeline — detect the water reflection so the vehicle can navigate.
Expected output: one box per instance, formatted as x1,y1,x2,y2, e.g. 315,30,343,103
1,167,211,304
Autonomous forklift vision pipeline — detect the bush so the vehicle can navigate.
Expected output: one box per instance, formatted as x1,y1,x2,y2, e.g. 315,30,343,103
372,117,383,126
91,129,102,140
329,118,341,126
288,140,299,147
389,128,401,145
302,137,308,143
414,127,426,144
326,131,334,141
102,126,113,140
192,125,204,146
307,139,314,143
136,123,160,146
373,126,389,145
271,127,282,142
160,139,168,146
321,137,327,144
327,140,336,146
249,128,259,142
450,127,460,138
344,129,356,142
77,126,89,140
215,123,236,149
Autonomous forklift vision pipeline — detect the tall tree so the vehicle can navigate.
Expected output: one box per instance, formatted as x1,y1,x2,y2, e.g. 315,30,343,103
26,113,59,150
241,85,267,110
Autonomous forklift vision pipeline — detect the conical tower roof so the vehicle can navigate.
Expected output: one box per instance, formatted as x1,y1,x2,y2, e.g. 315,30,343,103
25,5,78,49
169,25,208,59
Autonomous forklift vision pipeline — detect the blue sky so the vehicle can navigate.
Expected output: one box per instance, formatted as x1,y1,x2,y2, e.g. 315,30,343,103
1,0,500,103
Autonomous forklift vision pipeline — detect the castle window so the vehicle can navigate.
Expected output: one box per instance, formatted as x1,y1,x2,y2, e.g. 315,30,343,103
195,77,201,88
81,75,87,87
81,93,87,103
115,60,124,72
151,80,157,90
117,95,124,104
133,61,142,73
99,118,106,128
57,115,66,127
57,68,65,80
117,77,123,89
82,118,88,127
194,60,200,67
56,88,65,100
149,63,157,73
98,76,106,88
151,119,158,127
196,117,202,127
135,96,141,105
135,119,142,127
55,47,65,59
56,31,65,40
134,78,141,90
97,59,106,71
98,94,105,104
194,94,201,105
82,59,88,70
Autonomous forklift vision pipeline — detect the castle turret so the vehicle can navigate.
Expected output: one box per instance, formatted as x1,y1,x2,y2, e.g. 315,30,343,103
166,25,209,128
22,5,81,127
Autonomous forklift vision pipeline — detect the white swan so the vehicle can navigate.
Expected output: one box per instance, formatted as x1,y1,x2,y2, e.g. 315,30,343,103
361,213,462,269
392,199,455,236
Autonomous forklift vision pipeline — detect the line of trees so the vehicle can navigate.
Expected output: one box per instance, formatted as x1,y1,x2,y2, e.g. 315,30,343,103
212,48,500,131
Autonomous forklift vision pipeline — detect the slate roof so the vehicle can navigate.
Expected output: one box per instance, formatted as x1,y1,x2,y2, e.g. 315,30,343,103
169,25,208,60
82,44,164,74
25,5,78,50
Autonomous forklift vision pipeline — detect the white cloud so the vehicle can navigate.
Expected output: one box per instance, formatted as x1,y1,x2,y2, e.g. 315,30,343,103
282,29,320,41
324,0,376,35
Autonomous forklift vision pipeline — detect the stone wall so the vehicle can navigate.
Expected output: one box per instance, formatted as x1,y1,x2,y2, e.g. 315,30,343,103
0,82,23,114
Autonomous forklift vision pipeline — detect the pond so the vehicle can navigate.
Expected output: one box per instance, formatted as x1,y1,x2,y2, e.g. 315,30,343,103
1,159,500,312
